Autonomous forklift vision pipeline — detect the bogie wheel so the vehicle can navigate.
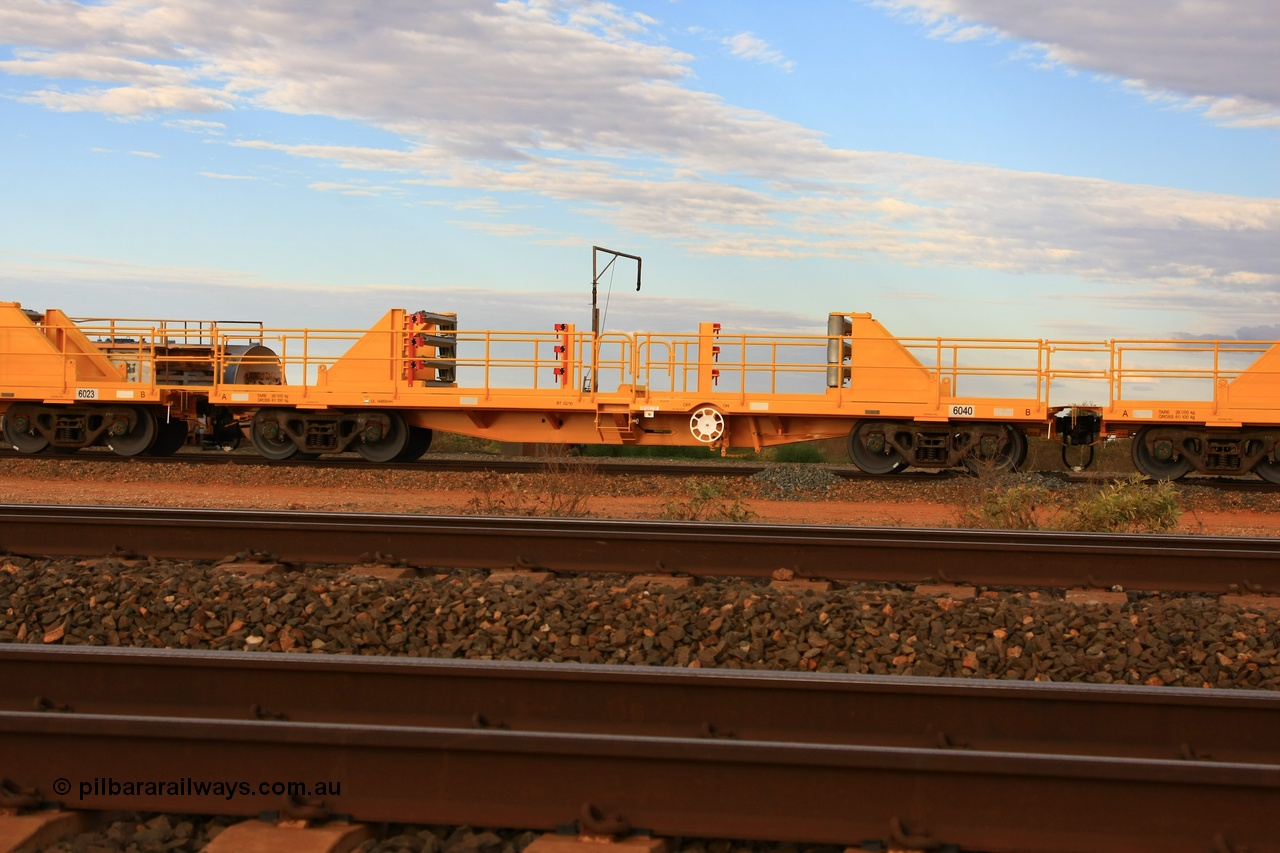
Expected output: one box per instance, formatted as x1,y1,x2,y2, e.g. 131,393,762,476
106,407,158,457
250,409,301,461
2,410,49,453
1254,457,1280,484
963,423,1027,475
395,426,433,462
147,419,189,457
848,421,907,475
689,406,726,444
356,411,410,462
1131,427,1192,480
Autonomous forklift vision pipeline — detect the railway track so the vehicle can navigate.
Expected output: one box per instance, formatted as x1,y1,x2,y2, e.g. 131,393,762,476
2,446,1275,491
2,503,1279,595
1,645,1277,852
0,446,924,480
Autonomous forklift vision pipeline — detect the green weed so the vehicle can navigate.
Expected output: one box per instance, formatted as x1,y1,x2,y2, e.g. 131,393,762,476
464,450,600,517
959,472,1181,533
1057,474,1181,533
660,479,756,522
772,443,827,464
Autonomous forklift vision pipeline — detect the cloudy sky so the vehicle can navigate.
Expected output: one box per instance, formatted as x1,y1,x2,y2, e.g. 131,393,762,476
0,0,1276,341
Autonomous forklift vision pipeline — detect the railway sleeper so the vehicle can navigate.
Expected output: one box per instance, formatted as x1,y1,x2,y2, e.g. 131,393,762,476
1132,425,1280,481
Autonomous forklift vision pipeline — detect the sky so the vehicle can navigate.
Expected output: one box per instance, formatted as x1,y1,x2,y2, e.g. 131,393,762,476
0,0,1277,344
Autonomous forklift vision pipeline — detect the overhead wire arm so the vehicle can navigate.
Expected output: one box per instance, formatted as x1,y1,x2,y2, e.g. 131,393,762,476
590,246,642,338
589,246,642,394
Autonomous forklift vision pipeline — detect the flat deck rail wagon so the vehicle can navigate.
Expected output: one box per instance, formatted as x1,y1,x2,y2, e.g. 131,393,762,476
2,301,1278,481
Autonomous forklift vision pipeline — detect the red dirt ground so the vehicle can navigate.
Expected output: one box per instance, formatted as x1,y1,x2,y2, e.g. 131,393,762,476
1,468,1277,537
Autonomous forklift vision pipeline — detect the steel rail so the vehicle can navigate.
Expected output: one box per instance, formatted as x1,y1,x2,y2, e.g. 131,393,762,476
0,447,913,481
5,712,1278,853
1,446,1273,490
1,647,1277,851
2,503,1280,594
0,447,778,477
4,646,1278,764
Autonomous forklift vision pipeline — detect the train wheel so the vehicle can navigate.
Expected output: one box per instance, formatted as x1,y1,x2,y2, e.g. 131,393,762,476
1131,427,1192,480
106,407,158,457
356,412,410,462
1254,457,1280,484
848,421,907,475
395,426,433,462
2,410,49,453
689,406,725,443
963,424,1026,475
147,419,189,456
250,410,300,461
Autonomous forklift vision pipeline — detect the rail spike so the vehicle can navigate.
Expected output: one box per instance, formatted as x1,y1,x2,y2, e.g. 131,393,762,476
279,793,331,824
578,802,630,839
0,777,42,812
889,816,940,851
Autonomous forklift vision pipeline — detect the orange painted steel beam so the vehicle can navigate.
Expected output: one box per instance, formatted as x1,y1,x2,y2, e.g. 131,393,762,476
4,301,1280,448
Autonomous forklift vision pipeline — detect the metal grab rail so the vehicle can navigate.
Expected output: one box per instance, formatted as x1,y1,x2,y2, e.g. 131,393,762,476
6,310,1279,419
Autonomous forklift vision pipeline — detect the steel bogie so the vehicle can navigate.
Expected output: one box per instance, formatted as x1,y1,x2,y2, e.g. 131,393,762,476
1130,425,1279,480
848,420,1028,474
1,404,165,455
249,409,425,461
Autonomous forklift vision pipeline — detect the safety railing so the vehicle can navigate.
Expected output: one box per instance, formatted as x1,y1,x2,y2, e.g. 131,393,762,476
1109,339,1277,403
7,311,1277,419
74,316,265,348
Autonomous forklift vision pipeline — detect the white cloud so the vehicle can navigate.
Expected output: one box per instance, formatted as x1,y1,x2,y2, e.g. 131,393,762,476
0,0,1276,320
20,83,232,115
308,181,406,197
722,32,795,72
247,136,1280,300
165,118,225,134
448,220,565,241
0,249,821,334
871,0,1280,126
129,149,160,158
199,171,258,180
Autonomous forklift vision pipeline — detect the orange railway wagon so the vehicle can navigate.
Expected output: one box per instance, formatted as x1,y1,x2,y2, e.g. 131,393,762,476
2,301,1279,481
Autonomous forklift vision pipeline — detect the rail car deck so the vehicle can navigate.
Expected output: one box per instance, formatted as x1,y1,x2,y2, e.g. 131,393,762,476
2,301,1279,480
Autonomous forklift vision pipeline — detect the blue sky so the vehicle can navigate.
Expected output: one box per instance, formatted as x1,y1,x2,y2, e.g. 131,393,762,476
0,0,1276,342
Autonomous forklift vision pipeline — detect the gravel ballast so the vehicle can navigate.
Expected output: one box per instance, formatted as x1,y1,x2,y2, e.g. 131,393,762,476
4,453,1279,852
3,557,1277,689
